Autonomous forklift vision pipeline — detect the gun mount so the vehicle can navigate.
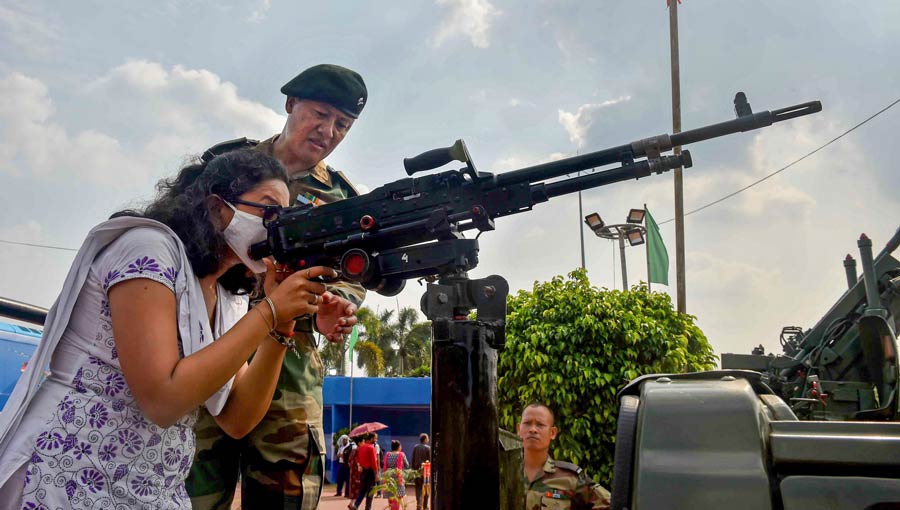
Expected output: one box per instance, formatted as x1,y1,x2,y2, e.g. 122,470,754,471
723,226,900,421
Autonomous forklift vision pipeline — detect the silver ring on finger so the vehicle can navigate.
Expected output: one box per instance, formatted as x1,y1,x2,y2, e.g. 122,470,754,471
314,294,320,305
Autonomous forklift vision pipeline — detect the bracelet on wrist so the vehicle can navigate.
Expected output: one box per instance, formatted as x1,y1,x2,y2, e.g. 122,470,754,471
269,330,297,355
263,297,278,326
252,306,273,331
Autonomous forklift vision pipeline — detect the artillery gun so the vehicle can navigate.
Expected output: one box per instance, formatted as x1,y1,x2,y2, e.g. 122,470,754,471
611,228,900,509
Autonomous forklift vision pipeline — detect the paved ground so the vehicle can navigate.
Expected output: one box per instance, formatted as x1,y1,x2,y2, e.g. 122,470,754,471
230,484,417,510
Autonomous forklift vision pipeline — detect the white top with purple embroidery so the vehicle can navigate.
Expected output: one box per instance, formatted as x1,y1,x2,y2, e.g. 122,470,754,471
0,223,246,510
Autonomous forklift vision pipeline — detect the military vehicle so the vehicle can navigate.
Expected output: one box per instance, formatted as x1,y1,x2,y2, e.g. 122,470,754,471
610,228,900,509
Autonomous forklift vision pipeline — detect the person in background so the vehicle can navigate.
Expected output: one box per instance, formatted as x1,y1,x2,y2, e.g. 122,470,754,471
382,440,410,510
411,433,431,510
518,403,611,510
335,434,352,497
348,436,361,501
349,433,379,510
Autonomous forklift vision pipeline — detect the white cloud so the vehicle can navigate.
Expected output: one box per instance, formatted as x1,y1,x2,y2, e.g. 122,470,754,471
430,0,501,49
0,4,59,58
558,96,631,148
490,151,568,173
247,0,272,23
0,62,285,192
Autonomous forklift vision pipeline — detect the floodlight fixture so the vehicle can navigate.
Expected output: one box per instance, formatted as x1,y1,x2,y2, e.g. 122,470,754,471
626,208,646,224
585,213,606,237
626,228,645,247
584,213,604,232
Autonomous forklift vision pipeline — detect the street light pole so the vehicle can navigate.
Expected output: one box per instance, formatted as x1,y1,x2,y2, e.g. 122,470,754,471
618,235,628,290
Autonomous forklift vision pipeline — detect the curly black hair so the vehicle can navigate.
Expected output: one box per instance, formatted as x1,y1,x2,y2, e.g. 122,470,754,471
114,149,288,294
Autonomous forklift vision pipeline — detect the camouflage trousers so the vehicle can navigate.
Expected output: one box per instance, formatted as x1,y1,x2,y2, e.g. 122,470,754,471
187,431,324,510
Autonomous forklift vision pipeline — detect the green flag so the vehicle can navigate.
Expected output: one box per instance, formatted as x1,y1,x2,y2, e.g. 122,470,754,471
645,207,669,285
347,324,359,363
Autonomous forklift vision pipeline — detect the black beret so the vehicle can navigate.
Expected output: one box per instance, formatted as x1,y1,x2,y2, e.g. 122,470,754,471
281,64,367,119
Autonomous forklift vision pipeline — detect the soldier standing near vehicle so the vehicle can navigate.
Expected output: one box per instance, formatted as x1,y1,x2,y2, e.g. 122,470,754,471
187,63,368,510
517,403,611,510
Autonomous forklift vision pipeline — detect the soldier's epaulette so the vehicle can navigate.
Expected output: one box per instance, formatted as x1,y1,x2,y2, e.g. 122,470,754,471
327,166,361,197
553,460,583,475
201,137,260,162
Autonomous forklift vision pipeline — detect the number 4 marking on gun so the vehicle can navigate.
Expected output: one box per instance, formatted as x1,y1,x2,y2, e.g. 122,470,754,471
402,253,409,263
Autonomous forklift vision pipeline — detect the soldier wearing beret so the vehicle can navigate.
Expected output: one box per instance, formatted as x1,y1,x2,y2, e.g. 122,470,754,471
518,403,611,510
187,64,368,510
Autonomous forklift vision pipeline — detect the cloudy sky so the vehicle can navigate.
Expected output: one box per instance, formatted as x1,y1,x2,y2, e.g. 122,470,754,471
1,1,898,361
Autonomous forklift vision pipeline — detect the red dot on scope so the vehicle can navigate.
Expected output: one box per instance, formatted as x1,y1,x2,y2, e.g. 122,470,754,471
360,215,376,230
344,253,367,276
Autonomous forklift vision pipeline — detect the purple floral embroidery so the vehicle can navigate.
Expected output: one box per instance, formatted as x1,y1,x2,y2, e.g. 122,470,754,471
125,256,160,275
117,429,143,455
113,464,128,483
100,298,111,317
87,403,108,428
72,368,86,393
23,502,48,510
104,373,125,396
102,269,121,290
79,468,105,493
131,414,150,431
131,475,153,497
162,266,178,284
62,433,77,453
65,479,77,498
98,443,118,462
58,395,74,412
73,442,92,460
62,406,76,424
163,447,181,467
147,433,161,447
153,463,165,476
24,466,31,485
178,455,190,474
112,399,126,412
29,452,42,464
35,431,62,451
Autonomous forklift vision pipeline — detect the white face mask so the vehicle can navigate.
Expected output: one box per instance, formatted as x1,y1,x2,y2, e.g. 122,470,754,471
222,201,268,274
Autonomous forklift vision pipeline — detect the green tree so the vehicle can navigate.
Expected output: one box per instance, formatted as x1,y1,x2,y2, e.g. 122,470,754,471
497,268,715,487
355,306,431,377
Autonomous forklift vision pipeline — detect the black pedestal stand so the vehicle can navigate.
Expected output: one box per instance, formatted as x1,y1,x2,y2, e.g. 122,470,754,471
421,261,509,510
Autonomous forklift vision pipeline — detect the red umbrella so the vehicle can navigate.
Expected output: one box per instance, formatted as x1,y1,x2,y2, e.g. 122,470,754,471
350,422,388,437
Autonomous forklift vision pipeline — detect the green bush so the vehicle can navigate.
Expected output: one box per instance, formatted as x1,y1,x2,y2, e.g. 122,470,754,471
497,269,715,486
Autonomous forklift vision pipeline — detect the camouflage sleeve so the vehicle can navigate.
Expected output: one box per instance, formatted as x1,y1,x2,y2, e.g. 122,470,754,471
576,477,611,510
327,280,366,308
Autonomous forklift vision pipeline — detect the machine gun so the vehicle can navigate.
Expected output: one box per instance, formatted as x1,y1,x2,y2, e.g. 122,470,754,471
246,95,821,510
251,95,822,298
723,226,900,421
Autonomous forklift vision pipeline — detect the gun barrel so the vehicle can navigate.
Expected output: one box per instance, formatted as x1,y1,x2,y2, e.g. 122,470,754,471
495,100,822,189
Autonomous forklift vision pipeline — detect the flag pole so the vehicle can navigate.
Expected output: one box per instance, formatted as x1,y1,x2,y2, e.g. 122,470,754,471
645,203,651,293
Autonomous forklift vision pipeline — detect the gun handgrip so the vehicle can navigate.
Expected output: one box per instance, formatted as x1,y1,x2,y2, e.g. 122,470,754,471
403,146,455,175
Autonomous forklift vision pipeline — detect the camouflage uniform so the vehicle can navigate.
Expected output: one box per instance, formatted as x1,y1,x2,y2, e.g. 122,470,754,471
186,134,366,510
523,458,611,510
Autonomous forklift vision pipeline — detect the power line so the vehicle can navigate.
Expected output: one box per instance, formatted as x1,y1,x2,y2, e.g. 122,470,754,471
0,239,77,252
658,97,900,226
